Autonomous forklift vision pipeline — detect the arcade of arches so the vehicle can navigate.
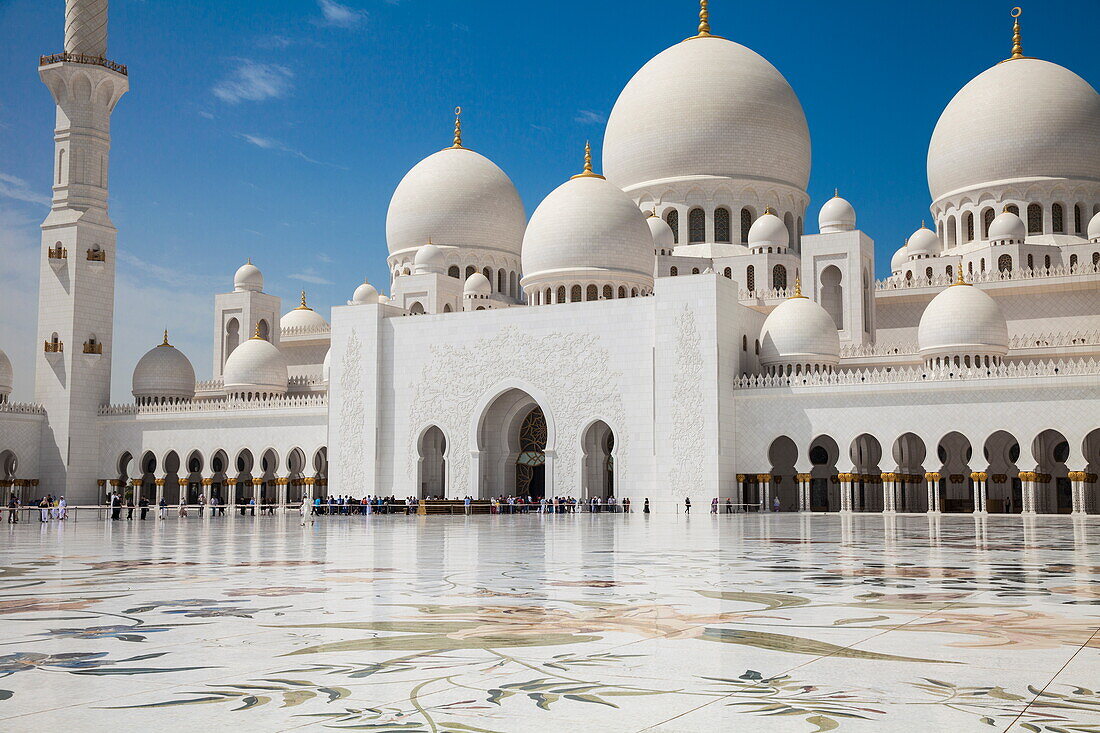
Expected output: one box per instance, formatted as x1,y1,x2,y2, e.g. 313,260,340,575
740,429,1100,514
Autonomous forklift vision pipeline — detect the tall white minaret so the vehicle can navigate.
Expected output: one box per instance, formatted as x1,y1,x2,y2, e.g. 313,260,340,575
35,0,128,502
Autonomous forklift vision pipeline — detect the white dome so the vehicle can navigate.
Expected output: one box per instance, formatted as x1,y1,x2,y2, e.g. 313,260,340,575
988,211,1026,241
322,348,331,382
748,211,789,249
890,245,908,273
0,348,12,399
351,280,378,304
604,36,810,192
234,261,264,292
647,213,676,250
464,272,492,296
132,335,196,402
758,295,841,368
386,147,526,258
928,59,1100,202
521,174,654,287
413,242,447,273
907,226,939,257
377,294,390,304
818,194,856,233
1088,210,1100,241
918,282,1009,362
280,293,329,332
223,335,289,395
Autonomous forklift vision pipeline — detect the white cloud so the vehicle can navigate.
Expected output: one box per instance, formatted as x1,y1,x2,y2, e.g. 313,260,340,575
289,270,335,285
0,173,51,207
237,133,348,170
575,110,608,125
212,60,293,104
316,0,365,28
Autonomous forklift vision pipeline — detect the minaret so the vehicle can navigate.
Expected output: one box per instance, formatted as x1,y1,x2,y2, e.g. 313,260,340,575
35,0,128,502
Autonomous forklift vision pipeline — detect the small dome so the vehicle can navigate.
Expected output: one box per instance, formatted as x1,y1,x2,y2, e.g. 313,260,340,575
464,272,492,296
377,294,390,304
647,212,676,250
1088,210,1100,241
928,59,1100,202
280,292,329,332
748,210,788,249
0,348,13,399
988,210,1026,241
234,260,264,292
413,242,447,273
818,194,856,233
322,348,331,382
386,147,526,258
918,281,1009,363
890,245,908,273
758,293,840,369
907,225,939,257
351,280,378,304
223,332,289,396
132,333,196,402
521,171,654,290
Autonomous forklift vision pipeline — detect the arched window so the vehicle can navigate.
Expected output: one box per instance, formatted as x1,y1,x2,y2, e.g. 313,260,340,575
443,303,452,312
602,284,612,299
1070,254,1078,268
968,261,973,274
714,207,731,243
905,270,913,281
617,286,626,298
1052,203,1065,233
448,265,460,278
925,267,933,279
820,265,843,329
556,286,566,303
797,216,803,245
586,284,598,301
998,254,1012,272
465,265,476,280
1027,203,1042,233
1006,204,1019,216
224,318,240,359
510,271,517,298
964,212,974,242
754,339,759,355
740,207,753,243
980,258,986,272
723,267,732,279
258,319,270,341
784,211,795,248
665,209,679,244
497,270,505,292
982,208,995,239
545,287,552,304
946,215,957,247
772,264,787,289
1094,252,1100,267
482,267,492,284
688,208,705,243
570,284,582,302
669,266,678,276
1027,254,1034,270
631,287,639,297
691,268,700,275
746,265,755,292
1044,255,1051,269
1074,204,1083,234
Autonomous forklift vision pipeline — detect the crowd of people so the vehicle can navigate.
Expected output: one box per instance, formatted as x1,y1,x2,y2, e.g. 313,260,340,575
5,493,69,523
303,494,645,515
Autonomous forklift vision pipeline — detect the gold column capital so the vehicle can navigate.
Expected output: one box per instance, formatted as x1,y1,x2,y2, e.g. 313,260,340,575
251,478,264,486
756,473,772,482
1018,471,1037,482
924,472,940,481
201,478,213,486
881,472,898,482
226,478,238,486
970,472,988,481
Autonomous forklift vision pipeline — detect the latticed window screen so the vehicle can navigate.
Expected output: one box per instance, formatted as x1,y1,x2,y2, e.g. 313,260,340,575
714,207,731,243
688,208,706,243
983,209,995,239
746,265,755,291
570,285,582,302
1027,203,1042,233
773,265,787,289
1052,203,1064,233
665,209,679,244
741,208,753,243
998,254,1012,272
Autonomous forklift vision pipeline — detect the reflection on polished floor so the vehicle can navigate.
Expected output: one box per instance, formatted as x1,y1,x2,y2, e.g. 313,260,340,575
1,513,1098,732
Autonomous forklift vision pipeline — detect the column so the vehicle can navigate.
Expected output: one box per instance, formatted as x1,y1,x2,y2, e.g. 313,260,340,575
97,479,107,503
226,478,238,507
276,477,289,507
252,477,263,510
149,478,160,506
108,479,122,504
201,478,213,505
757,474,772,512
796,473,811,512
735,474,746,511
1068,471,1086,516
925,472,941,513
1019,471,1036,514
304,477,316,503
881,473,896,513
970,472,987,514
838,473,853,513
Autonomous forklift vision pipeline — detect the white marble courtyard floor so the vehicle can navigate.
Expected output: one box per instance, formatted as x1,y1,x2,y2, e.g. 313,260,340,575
1,512,1098,732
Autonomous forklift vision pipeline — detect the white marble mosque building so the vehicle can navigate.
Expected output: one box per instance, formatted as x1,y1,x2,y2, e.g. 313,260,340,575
2,1,1099,514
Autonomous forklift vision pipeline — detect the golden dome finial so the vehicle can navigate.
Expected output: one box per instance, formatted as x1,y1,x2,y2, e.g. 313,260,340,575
1002,8,1032,63
161,328,170,347
451,106,463,149
571,140,605,180
697,0,711,37
246,256,252,265
834,187,839,198
790,276,807,299
295,290,312,311
952,264,968,287
253,322,263,339
764,206,776,216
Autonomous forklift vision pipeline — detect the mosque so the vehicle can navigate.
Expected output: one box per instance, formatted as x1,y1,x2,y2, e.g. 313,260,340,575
2,1,1098,514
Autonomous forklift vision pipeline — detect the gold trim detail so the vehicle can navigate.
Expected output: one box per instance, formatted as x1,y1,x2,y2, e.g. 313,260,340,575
451,106,463,149
570,141,605,180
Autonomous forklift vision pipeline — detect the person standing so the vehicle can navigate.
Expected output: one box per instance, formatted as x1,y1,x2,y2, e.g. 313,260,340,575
249,497,256,517
299,498,312,526
725,497,733,514
39,497,49,523
711,497,718,514
58,496,67,521
197,493,205,518
110,492,122,521
643,498,650,514
177,500,188,518
158,496,168,520
7,494,18,524
684,497,691,514
126,496,134,520
139,496,149,520
773,496,781,512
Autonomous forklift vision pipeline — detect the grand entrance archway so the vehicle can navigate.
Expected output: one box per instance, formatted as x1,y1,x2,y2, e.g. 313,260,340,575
582,420,614,499
475,388,552,499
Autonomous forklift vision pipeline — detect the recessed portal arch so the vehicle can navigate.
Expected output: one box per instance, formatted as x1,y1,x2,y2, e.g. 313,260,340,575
417,426,448,499
582,420,616,500
475,387,554,500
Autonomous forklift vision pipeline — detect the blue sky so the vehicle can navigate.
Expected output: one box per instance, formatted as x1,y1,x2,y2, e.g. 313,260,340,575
1,0,1097,401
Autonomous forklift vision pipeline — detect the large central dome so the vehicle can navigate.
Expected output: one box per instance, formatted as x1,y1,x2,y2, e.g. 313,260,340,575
603,35,811,192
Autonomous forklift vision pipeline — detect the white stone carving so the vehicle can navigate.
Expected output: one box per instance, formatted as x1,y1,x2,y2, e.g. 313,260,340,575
667,306,705,497
337,329,366,488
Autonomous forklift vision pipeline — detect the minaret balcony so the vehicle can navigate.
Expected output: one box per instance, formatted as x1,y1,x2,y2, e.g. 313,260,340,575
39,53,128,77
82,341,103,355
44,340,64,354
47,245,67,260
86,249,106,263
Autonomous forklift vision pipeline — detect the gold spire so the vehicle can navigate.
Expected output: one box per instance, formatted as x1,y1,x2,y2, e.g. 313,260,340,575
951,264,969,287
246,257,252,265
790,276,807,299
834,188,839,198
647,206,658,218
1001,7,1032,63
764,206,776,216
160,329,171,347
451,106,463,148
295,290,312,311
253,322,263,339
687,0,724,41
571,141,605,180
